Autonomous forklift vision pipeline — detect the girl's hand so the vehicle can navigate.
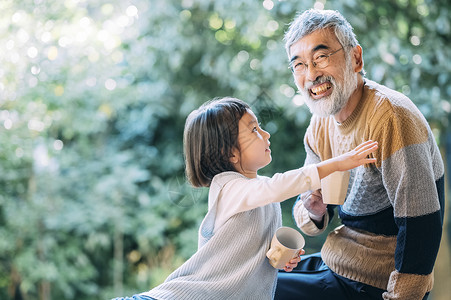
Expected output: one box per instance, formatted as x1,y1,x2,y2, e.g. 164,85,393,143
336,140,378,171
316,140,378,180
283,249,305,272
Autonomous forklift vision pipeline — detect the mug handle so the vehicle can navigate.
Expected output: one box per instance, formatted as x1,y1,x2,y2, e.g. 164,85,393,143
266,246,282,263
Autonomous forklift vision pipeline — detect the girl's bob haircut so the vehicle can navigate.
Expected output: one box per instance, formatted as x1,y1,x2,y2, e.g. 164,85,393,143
183,97,250,187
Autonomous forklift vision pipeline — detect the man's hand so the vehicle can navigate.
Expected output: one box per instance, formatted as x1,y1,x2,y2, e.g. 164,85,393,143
303,190,327,227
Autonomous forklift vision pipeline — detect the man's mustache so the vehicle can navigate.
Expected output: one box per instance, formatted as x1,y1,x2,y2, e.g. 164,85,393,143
304,76,334,90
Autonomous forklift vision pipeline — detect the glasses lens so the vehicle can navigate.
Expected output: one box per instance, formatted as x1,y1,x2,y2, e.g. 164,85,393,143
290,47,342,73
315,56,329,69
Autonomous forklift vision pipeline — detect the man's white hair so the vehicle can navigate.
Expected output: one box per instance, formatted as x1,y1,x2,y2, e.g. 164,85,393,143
284,9,365,76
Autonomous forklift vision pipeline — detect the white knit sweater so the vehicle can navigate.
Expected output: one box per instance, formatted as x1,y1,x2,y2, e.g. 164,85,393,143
117,166,320,300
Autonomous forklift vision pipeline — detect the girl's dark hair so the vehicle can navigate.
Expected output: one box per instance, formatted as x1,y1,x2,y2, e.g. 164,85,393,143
183,97,250,187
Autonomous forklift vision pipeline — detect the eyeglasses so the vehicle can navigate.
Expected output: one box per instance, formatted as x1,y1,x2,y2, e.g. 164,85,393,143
289,47,344,74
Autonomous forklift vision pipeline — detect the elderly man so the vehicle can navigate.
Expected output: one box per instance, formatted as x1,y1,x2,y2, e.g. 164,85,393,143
275,9,445,300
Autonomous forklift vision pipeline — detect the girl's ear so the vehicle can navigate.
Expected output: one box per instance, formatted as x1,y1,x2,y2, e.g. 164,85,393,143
229,148,240,164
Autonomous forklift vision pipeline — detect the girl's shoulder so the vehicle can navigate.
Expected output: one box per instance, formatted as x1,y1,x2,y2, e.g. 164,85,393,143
210,171,268,196
212,172,270,185
211,171,249,187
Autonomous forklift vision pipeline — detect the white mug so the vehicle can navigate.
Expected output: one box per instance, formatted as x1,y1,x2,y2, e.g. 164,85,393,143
321,170,350,205
266,227,305,269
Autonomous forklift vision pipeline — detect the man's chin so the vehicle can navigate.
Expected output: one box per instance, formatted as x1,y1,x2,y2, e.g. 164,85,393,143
304,97,334,117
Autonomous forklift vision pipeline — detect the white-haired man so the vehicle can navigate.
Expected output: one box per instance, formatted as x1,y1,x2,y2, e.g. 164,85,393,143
275,9,445,300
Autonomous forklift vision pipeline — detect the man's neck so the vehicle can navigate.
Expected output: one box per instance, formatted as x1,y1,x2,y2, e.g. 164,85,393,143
334,77,364,123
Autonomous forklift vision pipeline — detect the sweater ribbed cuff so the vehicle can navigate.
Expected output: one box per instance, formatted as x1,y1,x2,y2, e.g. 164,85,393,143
382,270,434,300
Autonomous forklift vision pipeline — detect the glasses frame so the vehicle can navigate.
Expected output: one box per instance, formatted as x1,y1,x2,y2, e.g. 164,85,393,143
289,47,345,74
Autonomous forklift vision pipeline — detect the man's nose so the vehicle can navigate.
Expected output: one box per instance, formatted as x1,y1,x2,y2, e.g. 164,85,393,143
305,64,322,82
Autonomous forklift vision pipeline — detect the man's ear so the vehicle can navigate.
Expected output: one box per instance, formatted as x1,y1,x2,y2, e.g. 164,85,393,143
352,45,364,73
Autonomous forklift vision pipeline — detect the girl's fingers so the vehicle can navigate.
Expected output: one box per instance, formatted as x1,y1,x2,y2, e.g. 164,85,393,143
361,144,378,156
363,158,377,163
356,142,378,156
354,140,375,151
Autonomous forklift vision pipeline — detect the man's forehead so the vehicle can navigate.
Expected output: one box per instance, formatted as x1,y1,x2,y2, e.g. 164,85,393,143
289,28,338,56
304,27,336,41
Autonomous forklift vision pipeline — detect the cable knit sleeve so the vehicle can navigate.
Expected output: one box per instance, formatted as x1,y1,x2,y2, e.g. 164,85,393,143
292,124,334,236
371,93,444,299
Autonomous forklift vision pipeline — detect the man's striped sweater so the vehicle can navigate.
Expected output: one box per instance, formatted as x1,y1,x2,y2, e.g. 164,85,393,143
294,79,445,299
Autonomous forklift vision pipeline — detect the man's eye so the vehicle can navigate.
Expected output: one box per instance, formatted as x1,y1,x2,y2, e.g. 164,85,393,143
314,54,328,62
293,62,305,70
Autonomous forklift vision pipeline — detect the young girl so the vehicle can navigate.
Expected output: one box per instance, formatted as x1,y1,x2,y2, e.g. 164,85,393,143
114,97,377,300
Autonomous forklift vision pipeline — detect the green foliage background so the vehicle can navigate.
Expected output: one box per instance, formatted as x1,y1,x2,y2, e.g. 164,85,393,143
0,0,449,299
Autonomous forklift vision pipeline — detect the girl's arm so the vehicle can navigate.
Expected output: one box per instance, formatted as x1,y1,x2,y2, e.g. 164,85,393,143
216,140,377,231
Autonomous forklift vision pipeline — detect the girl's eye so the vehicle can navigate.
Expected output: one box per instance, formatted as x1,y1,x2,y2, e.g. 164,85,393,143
253,123,262,132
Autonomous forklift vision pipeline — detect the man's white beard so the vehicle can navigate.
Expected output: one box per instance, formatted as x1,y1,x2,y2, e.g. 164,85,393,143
299,61,358,117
